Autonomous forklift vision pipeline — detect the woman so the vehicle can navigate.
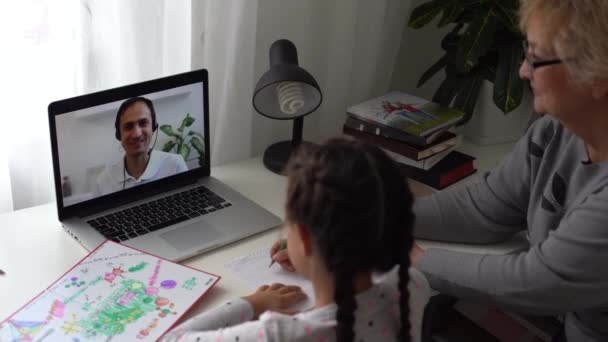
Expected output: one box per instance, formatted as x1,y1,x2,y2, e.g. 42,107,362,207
409,1,608,341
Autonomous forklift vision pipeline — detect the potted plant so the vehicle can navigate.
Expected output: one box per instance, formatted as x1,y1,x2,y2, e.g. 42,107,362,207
159,113,206,166
408,0,531,143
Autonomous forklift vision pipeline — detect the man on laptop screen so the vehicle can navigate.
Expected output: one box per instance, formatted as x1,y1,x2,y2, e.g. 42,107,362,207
49,70,281,261
96,97,188,196
57,83,204,205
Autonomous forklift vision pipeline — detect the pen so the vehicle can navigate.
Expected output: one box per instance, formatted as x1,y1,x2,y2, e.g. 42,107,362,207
268,241,287,268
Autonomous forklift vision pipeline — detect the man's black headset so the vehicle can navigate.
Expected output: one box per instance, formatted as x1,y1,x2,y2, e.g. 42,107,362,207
115,97,160,190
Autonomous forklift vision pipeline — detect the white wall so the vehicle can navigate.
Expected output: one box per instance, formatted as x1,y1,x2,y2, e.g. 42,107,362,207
55,83,204,199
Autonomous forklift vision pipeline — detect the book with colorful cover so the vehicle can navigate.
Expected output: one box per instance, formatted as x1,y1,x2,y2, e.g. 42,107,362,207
0,240,220,342
346,91,465,137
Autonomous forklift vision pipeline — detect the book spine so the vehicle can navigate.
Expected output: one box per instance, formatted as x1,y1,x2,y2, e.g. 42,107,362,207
399,159,476,189
345,114,429,147
343,125,419,159
438,161,476,188
382,146,454,171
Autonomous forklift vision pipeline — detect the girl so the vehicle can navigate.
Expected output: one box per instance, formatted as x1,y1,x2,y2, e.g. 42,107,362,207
161,137,430,342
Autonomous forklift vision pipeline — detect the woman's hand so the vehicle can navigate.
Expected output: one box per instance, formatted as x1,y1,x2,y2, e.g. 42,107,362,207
270,239,295,272
242,283,307,318
410,242,424,265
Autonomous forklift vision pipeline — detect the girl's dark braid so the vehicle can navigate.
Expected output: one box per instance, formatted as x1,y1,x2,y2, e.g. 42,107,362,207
285,137,414,342
398,256,412,341
334,267,357,342
364,144,414,342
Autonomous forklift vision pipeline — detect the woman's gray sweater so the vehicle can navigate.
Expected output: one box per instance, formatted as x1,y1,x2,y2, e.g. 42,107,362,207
414,116,608,342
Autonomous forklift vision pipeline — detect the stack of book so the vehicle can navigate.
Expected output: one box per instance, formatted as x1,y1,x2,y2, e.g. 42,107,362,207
344,91,476,189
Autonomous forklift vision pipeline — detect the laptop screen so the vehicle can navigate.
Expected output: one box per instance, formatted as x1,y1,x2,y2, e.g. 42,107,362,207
53,80,206,208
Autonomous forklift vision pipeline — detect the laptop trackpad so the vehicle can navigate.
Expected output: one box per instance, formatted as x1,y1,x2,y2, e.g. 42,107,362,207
160,221,223,251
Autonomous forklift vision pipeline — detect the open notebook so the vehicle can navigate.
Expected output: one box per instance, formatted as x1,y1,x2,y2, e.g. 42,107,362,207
0,241,219,342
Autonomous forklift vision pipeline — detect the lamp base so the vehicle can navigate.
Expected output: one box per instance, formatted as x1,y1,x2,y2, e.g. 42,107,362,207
263,140,314,175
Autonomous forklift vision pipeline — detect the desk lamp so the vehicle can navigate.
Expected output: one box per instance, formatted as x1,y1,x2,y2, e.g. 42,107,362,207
252,39,323,174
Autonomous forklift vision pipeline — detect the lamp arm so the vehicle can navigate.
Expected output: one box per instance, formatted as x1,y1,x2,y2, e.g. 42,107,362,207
291,117,303,146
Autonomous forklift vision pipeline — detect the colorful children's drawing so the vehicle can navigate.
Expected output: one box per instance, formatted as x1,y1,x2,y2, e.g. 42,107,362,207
182,277,197,290
49,300,65,320
104,266,126,283
5,319,48,341
128,262,147,273
0,241,220,342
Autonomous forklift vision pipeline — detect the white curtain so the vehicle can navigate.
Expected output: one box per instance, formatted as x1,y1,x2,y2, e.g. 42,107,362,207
0,0,412,212
80,0,191,92
0,0,82,211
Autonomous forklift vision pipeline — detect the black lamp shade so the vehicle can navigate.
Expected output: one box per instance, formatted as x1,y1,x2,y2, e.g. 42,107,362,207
252,39,322,174
252,40,322,120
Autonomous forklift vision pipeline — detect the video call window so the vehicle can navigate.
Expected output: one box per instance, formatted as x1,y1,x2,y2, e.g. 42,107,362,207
55,83,205,207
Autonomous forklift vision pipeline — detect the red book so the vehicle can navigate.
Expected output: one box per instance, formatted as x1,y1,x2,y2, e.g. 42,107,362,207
398,151,476,189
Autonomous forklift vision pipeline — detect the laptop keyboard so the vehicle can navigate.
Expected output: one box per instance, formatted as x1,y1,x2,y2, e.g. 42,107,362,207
86,185,232,242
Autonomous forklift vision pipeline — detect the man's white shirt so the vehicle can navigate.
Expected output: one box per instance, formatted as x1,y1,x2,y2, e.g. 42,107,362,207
96,150,189,196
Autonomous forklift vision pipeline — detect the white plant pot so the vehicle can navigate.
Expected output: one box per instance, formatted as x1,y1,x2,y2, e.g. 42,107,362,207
461,80,534,145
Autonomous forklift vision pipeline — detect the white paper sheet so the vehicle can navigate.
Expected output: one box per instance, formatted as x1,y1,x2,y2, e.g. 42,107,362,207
225,248,314,310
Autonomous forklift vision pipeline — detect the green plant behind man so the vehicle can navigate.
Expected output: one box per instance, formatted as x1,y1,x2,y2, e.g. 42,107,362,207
159,113,205,166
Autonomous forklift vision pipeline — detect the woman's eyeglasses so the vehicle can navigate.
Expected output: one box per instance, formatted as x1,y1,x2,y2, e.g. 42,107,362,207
522,41,563,69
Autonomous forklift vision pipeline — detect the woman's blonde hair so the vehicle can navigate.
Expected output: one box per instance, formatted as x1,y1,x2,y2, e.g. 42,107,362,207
520,0,608,85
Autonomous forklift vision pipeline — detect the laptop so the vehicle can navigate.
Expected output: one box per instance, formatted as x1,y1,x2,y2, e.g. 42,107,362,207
48,69,282,261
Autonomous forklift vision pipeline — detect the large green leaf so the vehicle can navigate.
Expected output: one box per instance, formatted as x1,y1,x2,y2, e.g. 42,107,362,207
187,131,205,140
408,0,449,28
483,63,497,82
477,51,498,81
418,54,449,87
441,23,464,51
177,113,194,133
432,74,461,106
494,1,521,34
452,70,485,124
162,140,176,152
178,143,191,161
493,43,524,113
159,124,180,138
459,0,486,5
438,3,464,27
494,0,518,11
190,136,205,155
454,6,498,72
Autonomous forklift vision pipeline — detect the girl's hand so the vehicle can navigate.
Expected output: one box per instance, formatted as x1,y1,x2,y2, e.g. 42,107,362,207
243,283,307,318
270,239,295,272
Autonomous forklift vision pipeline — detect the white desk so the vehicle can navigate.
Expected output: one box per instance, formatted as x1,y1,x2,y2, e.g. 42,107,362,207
0,140,526,321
